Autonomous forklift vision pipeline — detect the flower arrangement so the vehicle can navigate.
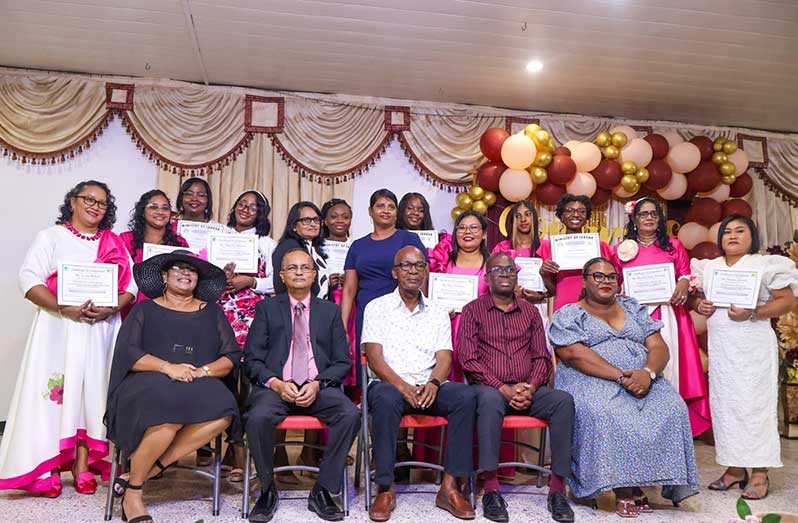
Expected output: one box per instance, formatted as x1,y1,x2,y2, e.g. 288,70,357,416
728,497,782,523
771,230,798,384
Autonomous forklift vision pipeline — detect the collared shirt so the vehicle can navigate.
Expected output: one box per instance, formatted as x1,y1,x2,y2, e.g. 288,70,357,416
458,293,552,390
265,293,318,387
361,288,452,385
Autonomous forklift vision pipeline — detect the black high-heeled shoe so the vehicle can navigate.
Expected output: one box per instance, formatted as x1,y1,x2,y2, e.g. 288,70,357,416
114,460,168,497
121,483,154,523
150,459,168,480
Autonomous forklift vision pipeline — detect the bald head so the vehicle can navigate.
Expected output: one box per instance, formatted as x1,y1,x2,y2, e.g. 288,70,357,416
394,245,425,265
392,245,427,295
486,252,513,271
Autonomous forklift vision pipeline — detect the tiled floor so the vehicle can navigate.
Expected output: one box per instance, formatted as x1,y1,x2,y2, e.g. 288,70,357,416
1,438,796,523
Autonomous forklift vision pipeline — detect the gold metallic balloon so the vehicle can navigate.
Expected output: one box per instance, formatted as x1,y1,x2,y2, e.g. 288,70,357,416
533,151,553,168
621,174,639,192
472,200,489,215
483,191,496,206
719,161,736,177
469,185,485,201
611,132,628,148
711,151,728,165
455,192,473,210
603,145,620,159
713,138,726,152
451,207,465,220
523,124,541,139
722,141,738,155
721,175,736,185
529,166,548,184
534,129,550,147
621,160,638,176
635,167,650,183
546,137,556,152
595,131,612,147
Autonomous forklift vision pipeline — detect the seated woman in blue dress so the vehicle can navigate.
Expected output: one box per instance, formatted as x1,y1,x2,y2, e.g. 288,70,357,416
548,257,698,518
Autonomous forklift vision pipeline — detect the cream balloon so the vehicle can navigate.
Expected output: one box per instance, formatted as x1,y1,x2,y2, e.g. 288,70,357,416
619,138,653,168
665,142,701,174
498,168,534,202
657,172,688,200
699,183,730,202
570,142,602,172
661,130,685,149
708,222,722,244
727,149,749,176
565,172,597,198
613,184,637,199
677,222,710,250
609,125,638,141
501,134,537,170
690,310,707,336
563,140,581,154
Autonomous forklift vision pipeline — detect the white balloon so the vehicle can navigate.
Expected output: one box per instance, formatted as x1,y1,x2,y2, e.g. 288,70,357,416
665,142,701,174
677,222,710,250
661,130,685,149
498,168,534,202
563,140,581,154
571,142,602,172
609,125,639,141
657,172,688,200
727,149,749,176
708,222,722,243
566,172,597,198
613,184,637,199
699,183,730,202
620,138,654,168
501,134,537,170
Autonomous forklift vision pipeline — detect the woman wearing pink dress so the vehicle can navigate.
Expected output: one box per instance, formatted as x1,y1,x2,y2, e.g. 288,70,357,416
612,197,711,437
538,194,612,312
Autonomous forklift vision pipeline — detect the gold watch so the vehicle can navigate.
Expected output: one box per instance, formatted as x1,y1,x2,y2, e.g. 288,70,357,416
202,365,212,377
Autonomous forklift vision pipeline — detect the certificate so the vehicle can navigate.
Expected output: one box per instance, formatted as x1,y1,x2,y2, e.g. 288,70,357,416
207,234,258,273
177,220,227,251
550,233,601,271
515,257,544,292
142,243,182,261
428,273,479,313
325,240,351,274
622,263,675,305
707,268,762,309
57,262,118,307
412,230,438,250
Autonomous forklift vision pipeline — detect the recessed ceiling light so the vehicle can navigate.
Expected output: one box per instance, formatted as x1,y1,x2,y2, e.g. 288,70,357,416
526,60,543,73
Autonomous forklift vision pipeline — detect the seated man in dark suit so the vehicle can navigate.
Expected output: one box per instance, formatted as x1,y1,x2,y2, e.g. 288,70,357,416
244,248,359,522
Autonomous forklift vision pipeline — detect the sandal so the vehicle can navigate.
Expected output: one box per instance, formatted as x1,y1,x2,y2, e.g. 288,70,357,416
114,460,168,497
708,470,748,491
150,459,168,480
71,467,97,495
121,483,154,523
741,475,769,500
228,468,245,483
616,499,640,518
634,496,653,513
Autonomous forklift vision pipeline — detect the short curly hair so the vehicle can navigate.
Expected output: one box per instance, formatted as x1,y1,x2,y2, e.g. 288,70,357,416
555,194,593,221
55,180,117,230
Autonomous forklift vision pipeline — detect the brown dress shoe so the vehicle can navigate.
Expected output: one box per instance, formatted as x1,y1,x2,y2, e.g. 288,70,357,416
369,484,396,522
436,479,476,520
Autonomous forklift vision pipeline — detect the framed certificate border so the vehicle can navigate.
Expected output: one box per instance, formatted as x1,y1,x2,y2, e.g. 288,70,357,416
207,233,258,273
550,233,601,271
428,272,479,313
142,243,181,261
707,268,762,309
57,262,118,307
622,263,675,305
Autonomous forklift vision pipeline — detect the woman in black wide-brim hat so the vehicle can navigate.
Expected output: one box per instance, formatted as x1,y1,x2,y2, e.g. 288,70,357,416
104,250,239,523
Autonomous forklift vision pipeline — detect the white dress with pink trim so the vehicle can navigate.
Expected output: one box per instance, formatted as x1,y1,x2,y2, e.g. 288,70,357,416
0,226,137,492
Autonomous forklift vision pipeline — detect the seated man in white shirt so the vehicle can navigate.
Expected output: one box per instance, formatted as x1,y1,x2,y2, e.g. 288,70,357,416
362,246,476,522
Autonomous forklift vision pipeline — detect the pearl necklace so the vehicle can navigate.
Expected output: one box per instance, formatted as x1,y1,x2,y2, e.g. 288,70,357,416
64,221,103,241
638,237,657,247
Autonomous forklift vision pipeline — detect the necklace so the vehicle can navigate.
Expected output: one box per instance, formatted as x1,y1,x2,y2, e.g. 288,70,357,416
638,237,656,247
64,222,103,241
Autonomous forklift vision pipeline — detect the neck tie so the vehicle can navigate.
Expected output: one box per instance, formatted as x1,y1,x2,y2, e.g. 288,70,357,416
291,302,309,385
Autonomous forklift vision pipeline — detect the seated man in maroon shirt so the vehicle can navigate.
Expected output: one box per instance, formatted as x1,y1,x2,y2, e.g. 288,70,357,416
458,252,575,523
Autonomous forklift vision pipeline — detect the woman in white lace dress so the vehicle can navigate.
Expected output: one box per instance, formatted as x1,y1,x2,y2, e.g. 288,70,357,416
692,214,798,500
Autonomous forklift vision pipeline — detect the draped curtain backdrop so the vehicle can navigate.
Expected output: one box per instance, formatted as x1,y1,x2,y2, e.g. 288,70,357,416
1,67,797,246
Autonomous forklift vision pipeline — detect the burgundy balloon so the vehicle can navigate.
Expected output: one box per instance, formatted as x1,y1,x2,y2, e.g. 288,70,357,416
729,172,753,198
689,136,714,161
591,158,622,190
547,155,577,186
722,198,753,219
536,182,567,206
686,161,722,194
690,241,721,260
591,187,611,206
475,161,506,193
691,197,723,227
479,128,510,163
552,146,571,157
644,133,670,159
643,159,673,190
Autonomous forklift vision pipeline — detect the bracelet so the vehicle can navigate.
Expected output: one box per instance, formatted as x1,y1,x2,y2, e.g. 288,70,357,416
749,309,757,322
616,374,625,385
427,378,441,388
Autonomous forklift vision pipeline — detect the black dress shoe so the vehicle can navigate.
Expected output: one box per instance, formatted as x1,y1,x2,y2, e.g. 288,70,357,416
482,491,509,522
249,484,279,522
547,491,574,523
308,483,344,521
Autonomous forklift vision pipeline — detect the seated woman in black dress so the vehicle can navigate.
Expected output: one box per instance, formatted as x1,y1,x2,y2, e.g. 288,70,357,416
105,250,239,523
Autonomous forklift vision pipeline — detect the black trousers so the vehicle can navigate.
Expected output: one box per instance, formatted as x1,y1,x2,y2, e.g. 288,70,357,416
368,381,476,486
473,384,574,479
244,386,360,493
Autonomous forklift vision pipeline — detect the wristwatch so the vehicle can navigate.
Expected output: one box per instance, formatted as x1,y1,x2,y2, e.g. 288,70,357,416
616,374,625,385
201,365,212,377
427,378,441,388
643,367,657,380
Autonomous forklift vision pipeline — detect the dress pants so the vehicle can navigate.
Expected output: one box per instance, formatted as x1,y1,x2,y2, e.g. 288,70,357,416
474,384,574,479
244,385,360,493
368,381,476,487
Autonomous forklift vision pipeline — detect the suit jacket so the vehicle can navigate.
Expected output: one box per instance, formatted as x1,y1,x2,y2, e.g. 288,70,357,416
271,237,321,296
244,292,351,387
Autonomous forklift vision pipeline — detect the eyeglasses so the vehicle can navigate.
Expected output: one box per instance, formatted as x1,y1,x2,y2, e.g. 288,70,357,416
236,202,258,213
169,265,197,275
283,264,315,274
636,211,659,219
182,190,207,199
145,204,171,212
562,209,587,217
296,216,322,225
486,266,519,275
589,271,620,283
75,195,108,210
394,261,427,272
455,224,482,234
